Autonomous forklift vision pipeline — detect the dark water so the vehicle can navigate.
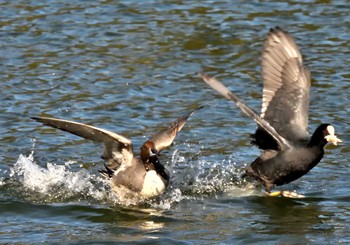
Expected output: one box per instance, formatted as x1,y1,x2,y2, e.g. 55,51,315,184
1,0,350,244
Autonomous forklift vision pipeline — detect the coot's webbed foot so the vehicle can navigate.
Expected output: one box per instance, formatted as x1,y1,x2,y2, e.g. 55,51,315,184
266,190,305,198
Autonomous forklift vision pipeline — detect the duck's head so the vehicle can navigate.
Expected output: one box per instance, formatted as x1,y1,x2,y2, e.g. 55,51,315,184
140,141,159,163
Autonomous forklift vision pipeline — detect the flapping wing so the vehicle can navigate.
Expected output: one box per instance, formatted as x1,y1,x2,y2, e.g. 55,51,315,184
199,73,291,151
31,116,133,169
148,106,203,152
261,27,310,142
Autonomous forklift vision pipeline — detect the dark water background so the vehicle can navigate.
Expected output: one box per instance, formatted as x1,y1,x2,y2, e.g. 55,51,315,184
1,0,349,244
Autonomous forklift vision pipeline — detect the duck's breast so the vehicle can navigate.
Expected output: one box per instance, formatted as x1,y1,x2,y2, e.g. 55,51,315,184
140,170,167,198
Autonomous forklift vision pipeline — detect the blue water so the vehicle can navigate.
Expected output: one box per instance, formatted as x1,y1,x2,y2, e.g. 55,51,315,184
1,0,349,244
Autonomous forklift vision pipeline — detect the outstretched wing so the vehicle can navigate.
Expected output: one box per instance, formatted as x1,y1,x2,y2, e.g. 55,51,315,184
199,73,291,151
31,116,133,169
148,106,203,152
260,27,310,143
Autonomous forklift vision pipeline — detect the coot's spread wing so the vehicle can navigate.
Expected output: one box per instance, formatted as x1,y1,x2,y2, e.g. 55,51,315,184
199,73,291,151
32,117,133,169
148,106,203,152
260,27,310,143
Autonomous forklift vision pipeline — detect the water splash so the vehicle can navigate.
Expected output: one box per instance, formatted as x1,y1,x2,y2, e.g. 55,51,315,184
10,151,110,203
8,146,259,208
152,148,261,209
170,148,249,196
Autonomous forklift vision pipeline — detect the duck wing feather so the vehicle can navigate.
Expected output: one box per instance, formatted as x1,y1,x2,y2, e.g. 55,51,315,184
31,116,133,169
147,106,203,152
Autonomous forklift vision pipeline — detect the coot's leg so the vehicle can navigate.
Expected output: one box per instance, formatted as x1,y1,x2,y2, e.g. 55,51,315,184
263,181,282,196
266,190,282,197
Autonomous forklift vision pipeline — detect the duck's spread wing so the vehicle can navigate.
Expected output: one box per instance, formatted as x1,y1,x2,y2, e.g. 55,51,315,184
261,27,310,142
199,73,291,151
148,106,203,152
31,116,133,169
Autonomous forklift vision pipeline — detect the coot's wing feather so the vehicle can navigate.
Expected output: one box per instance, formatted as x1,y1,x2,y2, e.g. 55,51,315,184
31,117,133,169
261,27,310,142
199,73,291,151
148,106,203,152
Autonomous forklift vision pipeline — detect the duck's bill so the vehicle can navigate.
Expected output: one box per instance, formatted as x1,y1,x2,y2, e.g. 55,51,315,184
150,148,160,157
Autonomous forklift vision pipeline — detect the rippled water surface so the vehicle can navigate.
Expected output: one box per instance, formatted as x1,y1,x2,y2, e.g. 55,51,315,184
1,0,350,244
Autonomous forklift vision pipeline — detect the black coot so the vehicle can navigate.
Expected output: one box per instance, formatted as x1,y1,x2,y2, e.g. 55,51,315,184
200,27,341,197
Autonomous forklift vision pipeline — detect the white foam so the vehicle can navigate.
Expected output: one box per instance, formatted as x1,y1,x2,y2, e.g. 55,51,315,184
10,147,257,208
11,152,109,203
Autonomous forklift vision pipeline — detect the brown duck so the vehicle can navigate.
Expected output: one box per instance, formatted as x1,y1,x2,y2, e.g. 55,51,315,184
32,106,202,200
